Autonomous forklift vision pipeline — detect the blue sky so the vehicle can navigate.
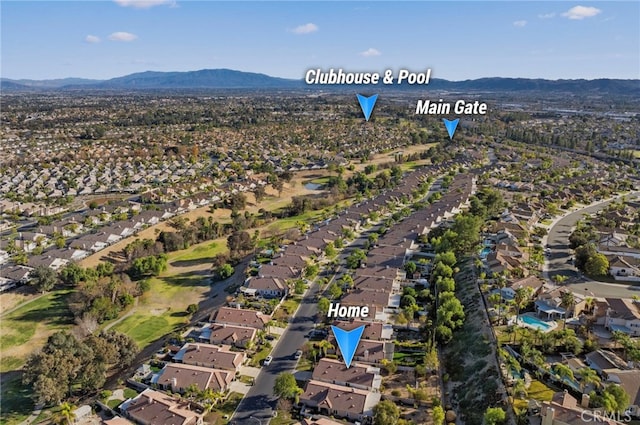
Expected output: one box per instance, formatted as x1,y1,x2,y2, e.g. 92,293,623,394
2,1,638,80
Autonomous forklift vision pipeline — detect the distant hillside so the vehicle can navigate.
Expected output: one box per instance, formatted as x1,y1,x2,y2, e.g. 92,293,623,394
7,77,101,88
427,77,640,94
2,69,638,95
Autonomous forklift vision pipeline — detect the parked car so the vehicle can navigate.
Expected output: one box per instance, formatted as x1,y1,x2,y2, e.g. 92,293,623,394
263,356,273,366
294,350,303,360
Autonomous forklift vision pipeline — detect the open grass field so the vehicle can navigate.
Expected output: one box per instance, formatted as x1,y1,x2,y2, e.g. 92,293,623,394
170,240,228,263
0,289,74,372
111,263,211,348
0,374,34,425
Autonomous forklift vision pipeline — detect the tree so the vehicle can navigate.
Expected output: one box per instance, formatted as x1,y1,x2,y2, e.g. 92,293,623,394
513,286,530,318
373,399,400,425
512,379,527,399
432,405,445,425
273,372,302,402
187,304,198,315
578,367,601,392
216,263,234,280
51,402,76,425
328,283,342,299
483,407,506,425
585,253,609,277
560,291,575,330
592,384,631,413
553,363,575,382
30,266,58,293
227,231,254,258
324,242,336,258
346,249,366,269
404,261,417,276
317,297,330,316
59,263,85,286
305,263,319,279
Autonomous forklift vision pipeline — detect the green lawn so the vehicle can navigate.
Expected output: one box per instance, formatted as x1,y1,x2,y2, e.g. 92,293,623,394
513,379,554,413
273,297,302,320
170,239,227,263
266,209,326,233
250,345,272,367
0,374,34,425
112,311,186,348
0,289,74,372
270,410,296,425
296,357,314,372
307,176,331,185
107,399,124,409
205,392,244,425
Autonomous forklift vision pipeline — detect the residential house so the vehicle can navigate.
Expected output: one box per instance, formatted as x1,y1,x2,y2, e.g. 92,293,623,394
536,391,622,425
173,343,244,373
120,388,203,425
200,324,256,348
584,350,629,375
209,307,270,330
602,369,640,417
604,298,640,336
151,363,234,394
608,256,640,281
312,358,382,391
245,277,288,298
331,320,393,340
299,380,380,421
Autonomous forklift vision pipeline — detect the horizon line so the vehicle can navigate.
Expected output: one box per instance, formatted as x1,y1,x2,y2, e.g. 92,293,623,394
3,68,640,83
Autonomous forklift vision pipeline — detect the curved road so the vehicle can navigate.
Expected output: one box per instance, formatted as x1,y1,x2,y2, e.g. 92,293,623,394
545,191,640,298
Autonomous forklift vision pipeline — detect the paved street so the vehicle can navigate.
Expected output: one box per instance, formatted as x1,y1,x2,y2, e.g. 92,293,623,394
231,228,374,425
545,191,640,299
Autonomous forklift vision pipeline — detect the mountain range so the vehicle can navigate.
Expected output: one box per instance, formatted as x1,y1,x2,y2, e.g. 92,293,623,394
2,68,639,95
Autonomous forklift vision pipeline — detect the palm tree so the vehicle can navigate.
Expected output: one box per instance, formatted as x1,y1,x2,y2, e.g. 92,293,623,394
51,402,76,425
317,340,334,357
577,367,601,393
553,363,575,383
512,379,527,399
560,291,575,330
265,320,275,335
513,287,529,319
488,292,502,323
584,297,595,315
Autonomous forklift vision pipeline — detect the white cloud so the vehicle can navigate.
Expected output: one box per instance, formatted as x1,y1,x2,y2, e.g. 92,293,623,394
538,12,556,19
85,35,101,43
113,0,174,8
513,20,527,27
360,48,381,57
562,5,602,20
108,32,138,42
290,23,319,35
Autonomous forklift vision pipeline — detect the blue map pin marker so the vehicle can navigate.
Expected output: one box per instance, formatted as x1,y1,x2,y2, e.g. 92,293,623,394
443,118,459,140
357,94,378,121
331,325,365,368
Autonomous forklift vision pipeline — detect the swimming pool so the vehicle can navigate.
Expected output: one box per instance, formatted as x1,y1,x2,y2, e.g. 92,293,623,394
517,314,554,332
480,247,492,259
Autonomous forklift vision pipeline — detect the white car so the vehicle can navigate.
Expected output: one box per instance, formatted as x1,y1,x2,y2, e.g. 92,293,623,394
294,350,303,360
263,356,273,366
